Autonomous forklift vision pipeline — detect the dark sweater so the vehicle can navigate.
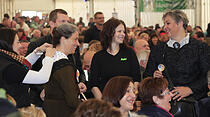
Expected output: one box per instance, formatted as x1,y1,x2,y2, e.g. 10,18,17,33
144,38,209,100
43,59,81,117
84,25,101,43
89,47,141,91
138,105,174,117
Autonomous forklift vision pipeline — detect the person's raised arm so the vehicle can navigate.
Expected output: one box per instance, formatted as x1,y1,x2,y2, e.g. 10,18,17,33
22,48,56,84
25,43,53,65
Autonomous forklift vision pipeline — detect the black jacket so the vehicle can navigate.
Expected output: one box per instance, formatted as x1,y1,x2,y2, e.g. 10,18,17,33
0,52,30,108
144,38,209,100
84,25,101,43
138,105,173,117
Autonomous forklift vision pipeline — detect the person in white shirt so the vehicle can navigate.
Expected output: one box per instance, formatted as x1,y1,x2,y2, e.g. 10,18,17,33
16,16,30,37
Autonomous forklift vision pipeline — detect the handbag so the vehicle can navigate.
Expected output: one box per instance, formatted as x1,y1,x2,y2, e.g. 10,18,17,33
170,97,197,117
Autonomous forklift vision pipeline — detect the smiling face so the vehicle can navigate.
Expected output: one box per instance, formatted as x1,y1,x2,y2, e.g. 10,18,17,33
156,88,172,111
152,36,158,45
119,82,136,112
94,13,104,26
163,15,181,39
62,31,80,55
19,42,29,56
50,13,69,30
112,24,125,45
134,39,150,53
12,34,21,54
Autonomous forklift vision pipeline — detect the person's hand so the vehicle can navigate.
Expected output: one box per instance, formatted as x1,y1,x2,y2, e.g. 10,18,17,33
91,87,102,99
45,48,56,58
78,82,87,93
36,43,53,53
134,82,139,95
171,87,193,101
208,83,210,90
153,70,163,78
40,89,45,101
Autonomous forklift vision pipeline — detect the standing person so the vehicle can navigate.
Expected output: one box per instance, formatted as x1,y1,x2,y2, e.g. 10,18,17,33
84,12,104,43
102,76,137,117
76,17,85,27
0,28,55,109
16,16,30,37
43,23,81,117
138,77,174,117
88,17,95,28
144,10,209,101
26,9,86,107
89,18,141,99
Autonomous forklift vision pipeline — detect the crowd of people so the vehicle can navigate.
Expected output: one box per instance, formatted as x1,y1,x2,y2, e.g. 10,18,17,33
0,8,210,117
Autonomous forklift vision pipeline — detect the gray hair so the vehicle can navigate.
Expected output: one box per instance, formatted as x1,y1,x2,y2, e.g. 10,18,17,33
56,23,78,38
162,10,189,30
52,23,78,47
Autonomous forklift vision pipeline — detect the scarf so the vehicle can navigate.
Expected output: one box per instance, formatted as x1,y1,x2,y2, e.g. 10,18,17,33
0,49,31,70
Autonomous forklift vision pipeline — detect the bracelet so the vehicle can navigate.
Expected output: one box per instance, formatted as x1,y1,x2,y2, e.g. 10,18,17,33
34,49,43,56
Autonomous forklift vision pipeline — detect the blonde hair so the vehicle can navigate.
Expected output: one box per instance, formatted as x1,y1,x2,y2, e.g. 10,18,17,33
163,10,189,30
18,104,46,117
88,41,102,52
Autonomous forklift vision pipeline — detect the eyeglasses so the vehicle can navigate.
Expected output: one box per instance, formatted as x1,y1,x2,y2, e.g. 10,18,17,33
161,89,171,96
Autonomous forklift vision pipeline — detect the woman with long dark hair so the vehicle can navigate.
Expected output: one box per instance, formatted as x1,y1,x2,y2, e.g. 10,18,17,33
89,18,140,99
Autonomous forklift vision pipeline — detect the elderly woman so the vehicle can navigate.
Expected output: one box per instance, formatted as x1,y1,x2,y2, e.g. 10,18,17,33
90,18,140,99
138,77,173,117
0,27,55,109
102,76,137,117
43,23,81,117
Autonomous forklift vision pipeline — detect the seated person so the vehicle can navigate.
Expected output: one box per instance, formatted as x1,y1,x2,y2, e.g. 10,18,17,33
102,76,138,117
137,77,174,117
74,99,121,117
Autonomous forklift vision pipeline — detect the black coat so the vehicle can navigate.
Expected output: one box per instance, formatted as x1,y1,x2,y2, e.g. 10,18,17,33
144,38,209,100
0,52,30,108
138,105,174,117
84,25,101,43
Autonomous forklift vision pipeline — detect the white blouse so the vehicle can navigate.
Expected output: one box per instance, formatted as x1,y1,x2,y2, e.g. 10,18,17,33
22,50,54,84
